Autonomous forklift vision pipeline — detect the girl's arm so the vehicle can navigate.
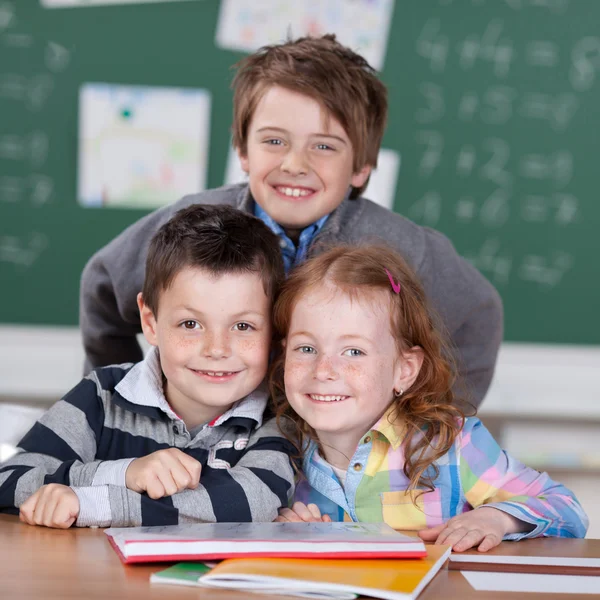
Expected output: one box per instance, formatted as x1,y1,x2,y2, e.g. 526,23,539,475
459,418,589,539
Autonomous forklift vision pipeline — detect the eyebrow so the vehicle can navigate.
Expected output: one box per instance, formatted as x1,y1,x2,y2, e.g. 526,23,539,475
256,126,348,145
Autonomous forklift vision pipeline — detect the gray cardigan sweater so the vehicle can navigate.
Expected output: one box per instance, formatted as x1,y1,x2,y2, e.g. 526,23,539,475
80,183,503,407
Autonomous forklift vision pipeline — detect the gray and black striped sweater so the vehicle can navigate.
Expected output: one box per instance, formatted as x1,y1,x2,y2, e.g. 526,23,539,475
0,349,296,527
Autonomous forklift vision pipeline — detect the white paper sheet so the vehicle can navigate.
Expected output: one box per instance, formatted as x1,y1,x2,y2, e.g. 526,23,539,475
216,0,395,71
462,571,600,595
78,82,210,209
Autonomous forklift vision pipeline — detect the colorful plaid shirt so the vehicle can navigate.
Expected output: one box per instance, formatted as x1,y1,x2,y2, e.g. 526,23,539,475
295,412,588,540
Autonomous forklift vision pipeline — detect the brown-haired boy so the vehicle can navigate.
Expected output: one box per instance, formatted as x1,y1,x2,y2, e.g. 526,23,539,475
80,34,502,407
0,205,295,528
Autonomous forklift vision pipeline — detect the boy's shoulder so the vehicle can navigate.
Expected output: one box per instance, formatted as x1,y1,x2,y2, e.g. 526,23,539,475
83,362,137,396
328,196,456,271
169,182,249,214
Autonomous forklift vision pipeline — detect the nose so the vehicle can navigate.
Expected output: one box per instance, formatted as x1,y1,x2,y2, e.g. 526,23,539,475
280,148,308,176
314,354,339,382
203,330,231,359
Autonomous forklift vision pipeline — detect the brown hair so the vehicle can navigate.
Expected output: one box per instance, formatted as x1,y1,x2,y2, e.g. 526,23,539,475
142,204,284,315
231,34,388,198
269,244,469,495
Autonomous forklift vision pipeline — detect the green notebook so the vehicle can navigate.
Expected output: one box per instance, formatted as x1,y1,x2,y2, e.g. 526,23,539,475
150,562,214,586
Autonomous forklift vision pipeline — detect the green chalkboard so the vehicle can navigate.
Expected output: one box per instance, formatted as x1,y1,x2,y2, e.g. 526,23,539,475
1,0,599,345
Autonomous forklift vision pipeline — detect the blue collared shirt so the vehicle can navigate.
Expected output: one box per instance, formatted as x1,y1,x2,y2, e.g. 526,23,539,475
254,202,329,274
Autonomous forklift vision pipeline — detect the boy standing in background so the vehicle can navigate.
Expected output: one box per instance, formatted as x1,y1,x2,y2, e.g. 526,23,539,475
80,34,502,408
0,205,295,528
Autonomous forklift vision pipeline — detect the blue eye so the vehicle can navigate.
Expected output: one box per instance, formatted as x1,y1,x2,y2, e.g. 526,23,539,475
265,139,283,145
316,143,334,151
297,346,316,354
343,348,364,357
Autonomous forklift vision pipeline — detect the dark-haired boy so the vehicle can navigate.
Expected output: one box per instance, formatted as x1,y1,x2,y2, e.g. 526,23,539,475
0,205,295,528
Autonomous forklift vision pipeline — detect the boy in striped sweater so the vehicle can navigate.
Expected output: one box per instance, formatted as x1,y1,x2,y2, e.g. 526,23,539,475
0,205,296,528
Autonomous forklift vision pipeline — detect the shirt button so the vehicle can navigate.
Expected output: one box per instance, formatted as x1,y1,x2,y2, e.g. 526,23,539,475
353,463,362,471
279,239,287,248
173,425,179,435
363,436,371,444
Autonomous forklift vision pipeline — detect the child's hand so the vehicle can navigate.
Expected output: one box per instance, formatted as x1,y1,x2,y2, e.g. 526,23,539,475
19,484,80,529
126,448,202,499
418,507,524,552
275,502,332,523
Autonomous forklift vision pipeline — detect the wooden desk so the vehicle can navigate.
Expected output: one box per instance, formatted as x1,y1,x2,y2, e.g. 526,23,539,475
0,515,597,600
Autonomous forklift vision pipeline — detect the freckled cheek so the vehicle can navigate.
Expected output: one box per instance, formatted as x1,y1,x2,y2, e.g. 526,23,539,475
283,359,311,392
236,336,271,365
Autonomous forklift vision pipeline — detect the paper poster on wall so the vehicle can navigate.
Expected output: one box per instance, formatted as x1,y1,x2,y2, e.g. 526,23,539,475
216,0,394,71
78,82,210,209
224,145,399,211
41,0,196,8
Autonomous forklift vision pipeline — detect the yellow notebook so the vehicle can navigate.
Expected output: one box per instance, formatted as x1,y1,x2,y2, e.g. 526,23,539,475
151,545,451,600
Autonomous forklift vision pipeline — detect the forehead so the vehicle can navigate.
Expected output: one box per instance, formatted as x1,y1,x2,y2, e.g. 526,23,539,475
160,266,269,309
250,85,348,138
291,284,391,330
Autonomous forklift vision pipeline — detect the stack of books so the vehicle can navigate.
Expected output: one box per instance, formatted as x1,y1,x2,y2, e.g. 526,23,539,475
105,522,451,600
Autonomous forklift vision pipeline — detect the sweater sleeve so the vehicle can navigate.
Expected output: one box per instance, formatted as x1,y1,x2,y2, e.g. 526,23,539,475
418,229,503,408
459,418,589,540
0,378,107,511
70,419,296,527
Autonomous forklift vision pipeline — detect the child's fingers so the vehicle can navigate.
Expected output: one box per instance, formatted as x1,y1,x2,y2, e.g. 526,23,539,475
155,468,179,497
168,460,196,493
19,491,39,525
177,453,202,487
322,513,332,522
417,523,446,541
451,529,485,552
290,502,320,522
145,474,167,500
477,533,501,553
52,497,78,529
437,526,471,549
276,508,304,522
306,503,323,520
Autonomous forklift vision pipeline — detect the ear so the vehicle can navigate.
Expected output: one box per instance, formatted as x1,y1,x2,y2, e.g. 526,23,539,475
393,346,424,395
137,292,159,347
236,146,250,174
350,163,372,189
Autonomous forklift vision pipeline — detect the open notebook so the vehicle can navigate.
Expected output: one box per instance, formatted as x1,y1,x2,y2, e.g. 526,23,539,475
105,522,427,564
150,545,451,600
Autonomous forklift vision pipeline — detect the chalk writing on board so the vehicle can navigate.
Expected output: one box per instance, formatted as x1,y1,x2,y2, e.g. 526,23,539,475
0,132,49,167
45,41,70,72
0,175,54,205
0,233,47,267
416,130,443,178
519,252,573,288
0,74,54,111
0,2,15,31
569,37,600,92
525,40,559,67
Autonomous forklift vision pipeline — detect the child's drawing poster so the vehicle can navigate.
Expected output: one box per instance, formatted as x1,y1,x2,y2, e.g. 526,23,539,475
78,82,210,209
216,0,395,71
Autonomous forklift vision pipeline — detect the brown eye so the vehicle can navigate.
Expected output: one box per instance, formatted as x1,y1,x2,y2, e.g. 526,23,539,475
182,320,197,330
235,322,253,331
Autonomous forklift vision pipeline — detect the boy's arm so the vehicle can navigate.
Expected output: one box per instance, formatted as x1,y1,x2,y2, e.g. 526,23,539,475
0,377,131,513
79,206,176,372
460,418,589,540
419,229,503,407
72,419,296,527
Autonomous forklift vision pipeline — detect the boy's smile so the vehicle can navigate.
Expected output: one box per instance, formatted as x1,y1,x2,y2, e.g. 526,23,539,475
237,86,371,234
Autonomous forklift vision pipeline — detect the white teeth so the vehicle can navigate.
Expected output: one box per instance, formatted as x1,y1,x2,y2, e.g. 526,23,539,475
309,394,347,402
279,186,311,197
204,371,232,376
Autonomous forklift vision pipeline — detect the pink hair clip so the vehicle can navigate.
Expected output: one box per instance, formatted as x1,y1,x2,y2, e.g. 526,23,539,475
384,268,401,294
